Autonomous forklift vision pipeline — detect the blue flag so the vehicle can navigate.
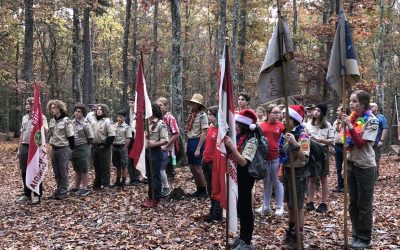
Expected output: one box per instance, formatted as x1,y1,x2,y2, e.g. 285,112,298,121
326,9,360,95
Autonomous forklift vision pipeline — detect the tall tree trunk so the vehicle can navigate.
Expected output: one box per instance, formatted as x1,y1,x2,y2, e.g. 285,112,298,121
210,0,226,105
131,0,138,95
231,0,240,91
82,7,95,105
170,0,184,128
23,0,34,82
72,8,82,103
238,0,247,92
292,0,297,51
122,0,132,107
375,0,385,109
150,0,159,97
14,41,21,138
182,0,190,97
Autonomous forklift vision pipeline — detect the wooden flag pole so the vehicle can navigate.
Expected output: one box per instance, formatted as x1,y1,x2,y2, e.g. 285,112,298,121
223,40,230,250
277,1,302,249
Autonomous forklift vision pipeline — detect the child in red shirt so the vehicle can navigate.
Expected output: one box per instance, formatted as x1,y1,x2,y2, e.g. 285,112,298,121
202,106,222,222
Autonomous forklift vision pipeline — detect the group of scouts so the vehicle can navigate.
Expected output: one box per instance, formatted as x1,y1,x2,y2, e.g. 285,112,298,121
16,89,383,249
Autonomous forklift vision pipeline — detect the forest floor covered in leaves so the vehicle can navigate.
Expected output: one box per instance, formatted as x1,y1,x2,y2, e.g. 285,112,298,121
0,137,399,249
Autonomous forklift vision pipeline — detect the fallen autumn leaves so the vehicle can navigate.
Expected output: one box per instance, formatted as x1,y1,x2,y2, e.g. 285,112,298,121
0,138,399,249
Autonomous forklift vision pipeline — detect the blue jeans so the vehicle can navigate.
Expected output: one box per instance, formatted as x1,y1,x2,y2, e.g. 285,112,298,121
334,144,344,189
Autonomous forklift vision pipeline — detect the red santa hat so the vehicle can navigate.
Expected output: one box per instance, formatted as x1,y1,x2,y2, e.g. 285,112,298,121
235,109,258,130
288,105,304,124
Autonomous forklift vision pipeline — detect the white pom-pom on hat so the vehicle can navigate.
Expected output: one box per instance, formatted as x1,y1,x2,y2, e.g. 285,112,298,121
249,124,257,131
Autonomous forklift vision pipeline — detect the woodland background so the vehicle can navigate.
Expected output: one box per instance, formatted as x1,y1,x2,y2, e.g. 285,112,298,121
0,0,399,148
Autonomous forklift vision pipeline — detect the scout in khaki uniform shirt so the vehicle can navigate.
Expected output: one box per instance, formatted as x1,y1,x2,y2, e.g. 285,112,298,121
278,105,310,248
70,103,94,196
16,97,48,204
184,94,209,198
141,103,168,209
340,90,378,249
92,103,115,190
111,110,132,188
47,99,74,200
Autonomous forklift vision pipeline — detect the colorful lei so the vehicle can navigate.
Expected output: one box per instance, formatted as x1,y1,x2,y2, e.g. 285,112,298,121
340,110,372,148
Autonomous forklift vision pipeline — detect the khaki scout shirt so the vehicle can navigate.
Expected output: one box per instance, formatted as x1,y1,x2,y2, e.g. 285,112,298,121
20,114,49,144
73,118,94,146
348,115,379,168
282,127,311,168
93,117,116,144
49,116,74,147
114,122,132,145
187,111,209,139
305,121,334,146
148,119,169,142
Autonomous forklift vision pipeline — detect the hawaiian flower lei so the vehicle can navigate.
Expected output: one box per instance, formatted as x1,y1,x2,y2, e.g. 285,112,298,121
340,110,372,148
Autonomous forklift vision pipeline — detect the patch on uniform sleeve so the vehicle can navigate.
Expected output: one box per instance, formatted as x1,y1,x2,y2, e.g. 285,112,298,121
366,119,379,131
242,138,257,162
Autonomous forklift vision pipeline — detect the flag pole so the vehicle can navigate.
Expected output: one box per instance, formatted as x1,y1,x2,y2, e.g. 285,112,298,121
140,52,156,205
224,40,230,250
339,1,349,248
277,1,302,249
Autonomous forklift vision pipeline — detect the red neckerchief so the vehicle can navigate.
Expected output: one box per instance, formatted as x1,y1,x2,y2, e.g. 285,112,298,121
185,111,197,132
237,133,249,153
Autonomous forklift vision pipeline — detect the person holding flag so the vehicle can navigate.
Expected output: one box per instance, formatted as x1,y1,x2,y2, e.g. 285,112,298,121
224,109,259,249
47,99,75,200
16,96,48,204
141,103,168,208
277,105,310,248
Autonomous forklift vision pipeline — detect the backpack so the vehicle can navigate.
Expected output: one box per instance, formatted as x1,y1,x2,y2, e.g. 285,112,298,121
246,126,269,180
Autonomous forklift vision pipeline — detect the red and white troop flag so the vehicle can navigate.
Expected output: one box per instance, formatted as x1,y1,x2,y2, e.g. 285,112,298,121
129,57,153,177
26,83,48,194
212,44,238,233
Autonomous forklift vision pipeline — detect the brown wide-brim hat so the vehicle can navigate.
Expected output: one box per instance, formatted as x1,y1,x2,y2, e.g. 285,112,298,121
184,93,205,109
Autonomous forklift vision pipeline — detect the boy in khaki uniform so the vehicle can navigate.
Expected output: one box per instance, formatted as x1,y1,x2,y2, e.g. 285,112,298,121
112,110,132,188
16,97,48,204
70,103,94,196
47,100,75,200
92,104,115,190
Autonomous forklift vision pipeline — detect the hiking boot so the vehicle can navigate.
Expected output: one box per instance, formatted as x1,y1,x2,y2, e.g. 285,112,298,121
275,207,285,216
31,196,41,204
77,188,90,196
316,203,328,213
189,189,208,199
141,198,160,208
306,202,315,211
204,211,222,223
16,195,30,204
352,239,371,249
49,190,60,199
255,205,272,215
161,187,171,197
283,229,295,245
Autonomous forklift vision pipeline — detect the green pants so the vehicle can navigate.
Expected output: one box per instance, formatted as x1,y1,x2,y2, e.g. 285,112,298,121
347,161,375,243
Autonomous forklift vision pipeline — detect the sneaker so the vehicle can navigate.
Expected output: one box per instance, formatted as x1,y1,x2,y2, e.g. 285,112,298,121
350,236,358,248
68,187,79,193
306,202,315,211
16,195,30,204
77,188,90,196
55,193,67,200
275,207,285,216
233,239,253,250
316,203,328,213
161,187,171,197
255,205,272,215
31,196,41,204
229,237,242,248
352,239,371,249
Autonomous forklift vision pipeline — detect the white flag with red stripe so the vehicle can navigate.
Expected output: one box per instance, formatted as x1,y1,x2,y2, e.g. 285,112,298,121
212,44,238,233
129,57,152,177
26,83,48,194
